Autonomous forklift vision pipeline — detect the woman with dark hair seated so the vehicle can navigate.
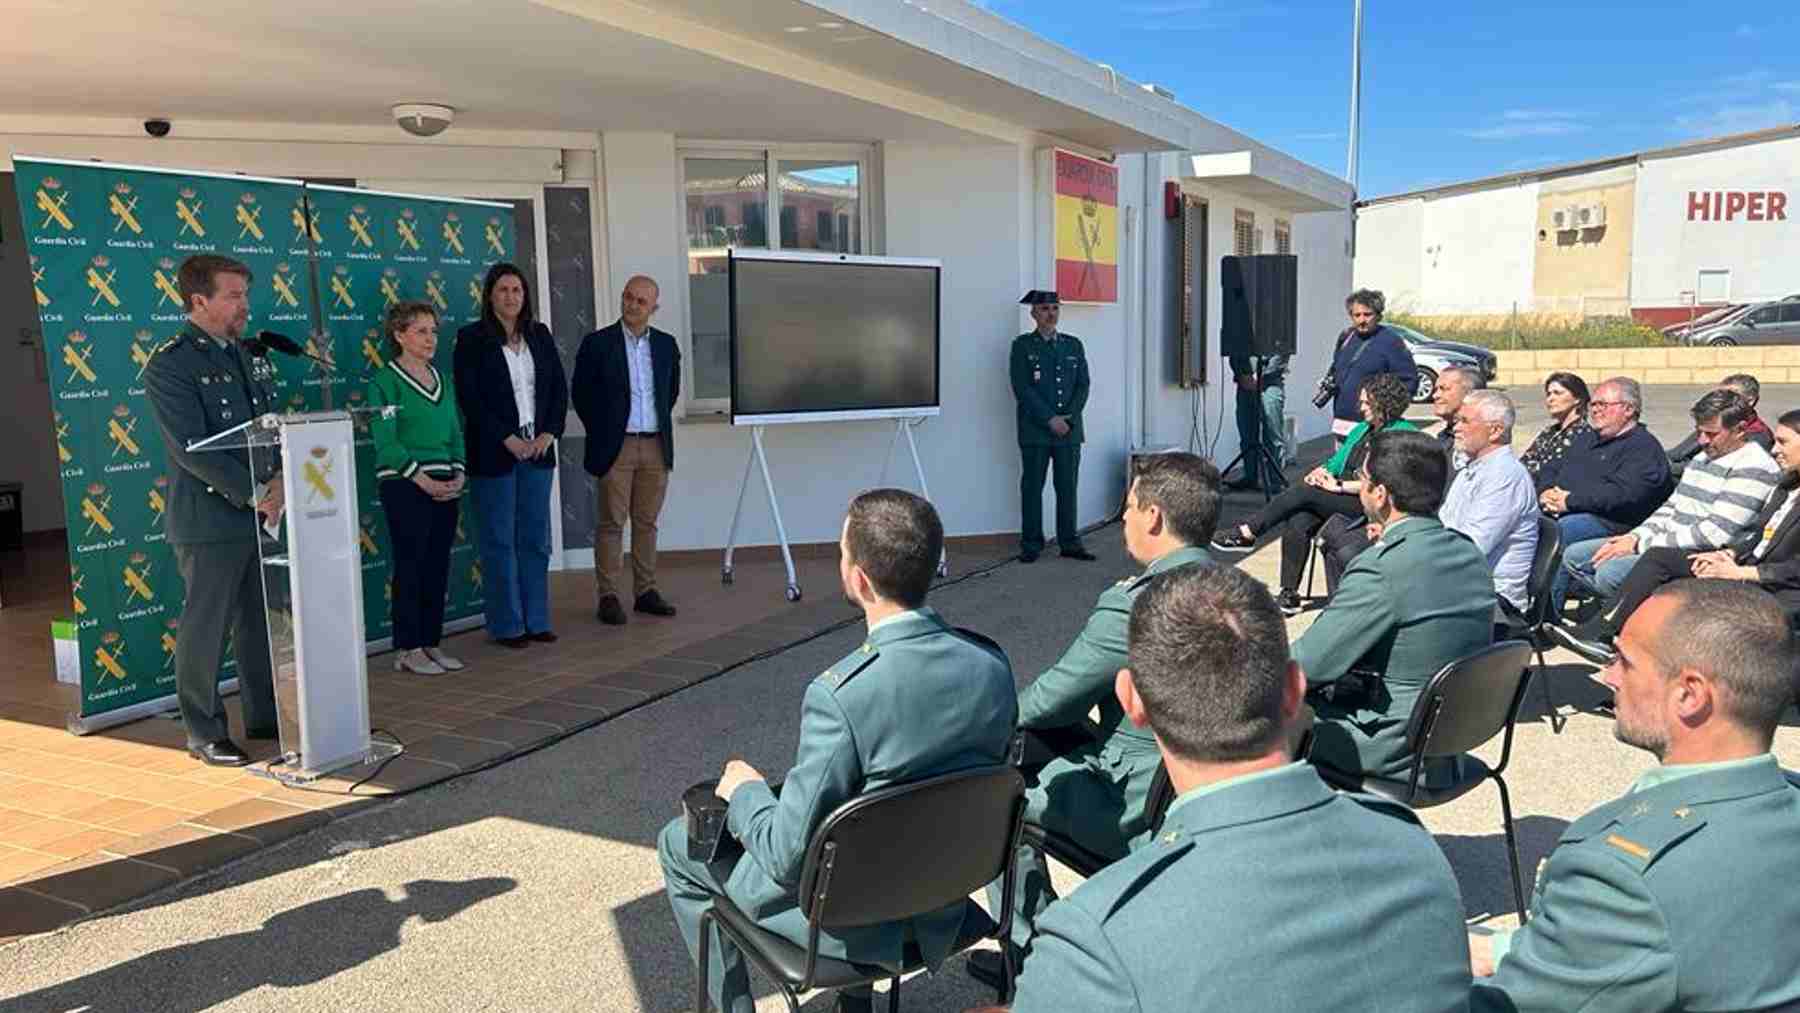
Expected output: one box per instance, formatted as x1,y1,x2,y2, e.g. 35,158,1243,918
1212,371,1417,613
1520,371,1592,492
1556,407,1800,663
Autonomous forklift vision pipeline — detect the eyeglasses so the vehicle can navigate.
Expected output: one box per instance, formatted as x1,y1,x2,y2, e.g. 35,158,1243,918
1590,400,1629,409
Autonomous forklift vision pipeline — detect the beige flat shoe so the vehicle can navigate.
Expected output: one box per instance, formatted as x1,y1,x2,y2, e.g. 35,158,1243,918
423,647,465,672
394,649,445,676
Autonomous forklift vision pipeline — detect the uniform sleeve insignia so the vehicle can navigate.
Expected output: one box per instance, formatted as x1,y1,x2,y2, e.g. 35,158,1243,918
1673,806,1693,820
1603,833,1652,860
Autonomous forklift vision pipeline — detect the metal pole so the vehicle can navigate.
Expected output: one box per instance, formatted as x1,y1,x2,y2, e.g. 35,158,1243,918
1347,0,1364,192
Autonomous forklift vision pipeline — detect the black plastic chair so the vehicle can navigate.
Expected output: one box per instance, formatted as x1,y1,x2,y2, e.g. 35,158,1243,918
1316,640,1536,921
696,765,1027,1012
1032,763,1176,878
1497,514,1567,732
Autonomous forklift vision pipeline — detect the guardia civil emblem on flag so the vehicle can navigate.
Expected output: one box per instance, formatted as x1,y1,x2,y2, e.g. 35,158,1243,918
1052,149,1118,304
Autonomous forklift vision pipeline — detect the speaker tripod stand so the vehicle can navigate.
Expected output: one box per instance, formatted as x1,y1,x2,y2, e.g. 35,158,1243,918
1220,357,1288,502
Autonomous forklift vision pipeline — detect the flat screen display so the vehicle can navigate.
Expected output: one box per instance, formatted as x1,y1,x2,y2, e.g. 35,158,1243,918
729,252,941,423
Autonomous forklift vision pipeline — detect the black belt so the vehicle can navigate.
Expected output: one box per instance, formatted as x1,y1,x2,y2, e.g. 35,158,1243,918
626,431,659,437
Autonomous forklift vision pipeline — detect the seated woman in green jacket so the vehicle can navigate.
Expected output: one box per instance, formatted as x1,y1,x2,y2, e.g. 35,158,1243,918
367,300,467,676
1212,372,1418,613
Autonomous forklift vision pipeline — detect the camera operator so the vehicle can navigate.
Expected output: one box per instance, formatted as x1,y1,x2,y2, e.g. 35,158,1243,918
1315,289,1417,445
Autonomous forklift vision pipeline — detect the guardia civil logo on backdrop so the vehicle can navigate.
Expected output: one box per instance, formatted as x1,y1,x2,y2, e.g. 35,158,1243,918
14,160,515,727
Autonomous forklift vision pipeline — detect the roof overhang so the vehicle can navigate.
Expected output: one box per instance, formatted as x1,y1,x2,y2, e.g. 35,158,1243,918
1181,151,1351,213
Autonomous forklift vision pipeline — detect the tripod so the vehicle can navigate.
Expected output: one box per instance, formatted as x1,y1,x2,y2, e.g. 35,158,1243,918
1220,356,1288,502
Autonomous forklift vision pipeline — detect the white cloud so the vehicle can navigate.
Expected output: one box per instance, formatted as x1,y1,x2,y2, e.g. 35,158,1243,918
1457,111,1585,141
1674,99,1796,138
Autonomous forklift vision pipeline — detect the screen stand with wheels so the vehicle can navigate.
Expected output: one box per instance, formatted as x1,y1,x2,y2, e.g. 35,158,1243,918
721,417,946,601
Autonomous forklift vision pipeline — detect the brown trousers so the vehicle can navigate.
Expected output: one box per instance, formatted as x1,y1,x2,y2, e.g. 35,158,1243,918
595,434,669,601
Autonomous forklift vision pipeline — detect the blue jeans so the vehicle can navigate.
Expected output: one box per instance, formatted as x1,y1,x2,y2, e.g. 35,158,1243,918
469,461,554,639
1557,537,1640,615
1235,381,1289,489
1547,513,1629,613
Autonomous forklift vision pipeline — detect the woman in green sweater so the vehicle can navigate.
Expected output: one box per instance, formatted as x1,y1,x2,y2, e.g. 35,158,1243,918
367,301,467,676
1210,371,1418,612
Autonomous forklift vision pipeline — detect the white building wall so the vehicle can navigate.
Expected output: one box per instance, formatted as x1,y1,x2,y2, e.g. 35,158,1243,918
1415,184,1538,315
1632,135,1800,309
1352,199,1424,311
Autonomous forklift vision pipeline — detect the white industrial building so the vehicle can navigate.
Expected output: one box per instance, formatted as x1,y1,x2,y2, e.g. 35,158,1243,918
1354,124,1799,327
0,0,1350,563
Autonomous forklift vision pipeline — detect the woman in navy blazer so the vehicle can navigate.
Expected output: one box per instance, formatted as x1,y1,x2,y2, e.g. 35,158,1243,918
453,263,568,647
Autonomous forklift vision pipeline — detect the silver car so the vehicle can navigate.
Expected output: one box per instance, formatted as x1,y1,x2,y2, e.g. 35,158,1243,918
1685,300,1800,346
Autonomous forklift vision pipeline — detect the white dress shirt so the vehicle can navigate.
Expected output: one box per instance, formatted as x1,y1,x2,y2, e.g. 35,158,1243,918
1439,445,1538,610
624,324,657,434
501,337,535,436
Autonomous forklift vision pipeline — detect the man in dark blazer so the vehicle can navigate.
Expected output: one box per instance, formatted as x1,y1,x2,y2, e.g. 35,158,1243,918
572,275,681,625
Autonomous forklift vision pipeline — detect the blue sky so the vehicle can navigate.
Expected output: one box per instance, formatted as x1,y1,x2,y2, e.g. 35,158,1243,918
975,0,1798,197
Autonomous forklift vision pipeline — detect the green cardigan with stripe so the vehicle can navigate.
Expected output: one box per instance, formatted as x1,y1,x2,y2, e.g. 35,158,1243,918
365,359,466,481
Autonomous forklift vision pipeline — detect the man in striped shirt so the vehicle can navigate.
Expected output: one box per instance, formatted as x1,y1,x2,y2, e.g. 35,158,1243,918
1559,389,1780,615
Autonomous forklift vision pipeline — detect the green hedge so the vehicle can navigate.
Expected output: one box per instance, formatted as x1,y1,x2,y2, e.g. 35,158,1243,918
1392,314,1668,350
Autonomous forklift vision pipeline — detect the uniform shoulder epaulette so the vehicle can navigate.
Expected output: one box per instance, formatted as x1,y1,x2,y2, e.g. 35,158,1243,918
1343,791,1424,827
1593,800,1708,872
815,642,880,691
951,626,1006,659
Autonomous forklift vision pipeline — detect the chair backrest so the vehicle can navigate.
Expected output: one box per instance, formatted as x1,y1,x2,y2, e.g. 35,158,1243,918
1405,640,1535,760
1522,515,1564,629
1144,763,1177,834
798,765,1025,931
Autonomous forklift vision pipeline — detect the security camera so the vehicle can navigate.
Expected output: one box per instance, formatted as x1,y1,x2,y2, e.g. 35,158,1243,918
144,119,171,138
392,103,454,138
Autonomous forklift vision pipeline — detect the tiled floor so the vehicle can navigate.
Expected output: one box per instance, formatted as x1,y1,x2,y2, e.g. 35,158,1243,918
0,531,1018,942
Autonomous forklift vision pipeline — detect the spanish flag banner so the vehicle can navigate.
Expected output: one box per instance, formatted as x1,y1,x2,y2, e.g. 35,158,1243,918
1053,149,1118,304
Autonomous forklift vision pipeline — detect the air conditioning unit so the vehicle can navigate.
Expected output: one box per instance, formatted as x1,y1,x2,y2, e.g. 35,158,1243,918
1577,203,1607,228
1551,207,1578,231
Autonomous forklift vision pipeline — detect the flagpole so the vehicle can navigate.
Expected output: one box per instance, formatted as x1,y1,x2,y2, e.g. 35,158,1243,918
1347,0,1363,194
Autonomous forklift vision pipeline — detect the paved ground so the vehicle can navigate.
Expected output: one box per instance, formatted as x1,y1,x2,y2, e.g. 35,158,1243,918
3,384,1798,1012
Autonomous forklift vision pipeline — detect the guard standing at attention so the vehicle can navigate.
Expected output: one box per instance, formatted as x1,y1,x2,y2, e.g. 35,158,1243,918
1011,290,1092,563
142,254,282,768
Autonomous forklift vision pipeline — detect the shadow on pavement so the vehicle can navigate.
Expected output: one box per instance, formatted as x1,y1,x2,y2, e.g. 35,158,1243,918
1438,814,1569,922
0,877,516,1013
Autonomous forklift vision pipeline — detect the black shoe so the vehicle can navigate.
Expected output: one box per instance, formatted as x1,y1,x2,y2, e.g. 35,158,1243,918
1059,546,1097,561
965,948,1023,992
528,630,559,643
634,589,678,617
188,739,251,767
1278,589,1304,617
496,634,532,648
1019,549,1040,564
1211,527,1257,552
597,595,628,625
1548,617,1617,665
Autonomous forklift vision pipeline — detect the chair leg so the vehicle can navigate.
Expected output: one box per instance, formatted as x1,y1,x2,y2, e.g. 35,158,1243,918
888,975,901,1013
696,909,713,1013
1535,648,1563,734
1305,541,1318,599
1001,941,1015,1003
1493,774,1529,924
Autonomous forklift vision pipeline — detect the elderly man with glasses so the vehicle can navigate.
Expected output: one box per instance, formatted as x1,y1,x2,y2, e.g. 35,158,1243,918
1442,390,1538,615
1537,377,1673,611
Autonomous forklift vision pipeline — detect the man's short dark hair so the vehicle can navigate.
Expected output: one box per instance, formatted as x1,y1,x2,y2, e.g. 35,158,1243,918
1722,372,1761,405
1647,580,1797,741
1363,429,1450,516
1127,564,1290,762
1131,453,1221,546
1346,288,1386,318
177,255,253,311
845,488,942,608
1691,388,1754,429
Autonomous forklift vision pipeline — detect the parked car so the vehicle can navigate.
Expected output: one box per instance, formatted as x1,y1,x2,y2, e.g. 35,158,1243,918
1662,303,1745,339
1684,299,1800,346
1386,323,1498,402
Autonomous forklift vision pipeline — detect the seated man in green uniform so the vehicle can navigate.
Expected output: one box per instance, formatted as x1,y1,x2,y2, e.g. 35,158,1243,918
657,489,1017,1013
1471,580,1800,1012
971,453,1219,987
989,564,1473,1012
1293,429,1495,787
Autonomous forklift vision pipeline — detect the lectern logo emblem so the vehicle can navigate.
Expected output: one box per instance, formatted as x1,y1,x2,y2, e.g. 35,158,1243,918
302,445,336,503
95,631,128,682
122,551,155,602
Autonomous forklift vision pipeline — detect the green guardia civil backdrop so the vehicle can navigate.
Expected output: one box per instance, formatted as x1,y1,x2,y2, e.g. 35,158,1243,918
13,159,513,724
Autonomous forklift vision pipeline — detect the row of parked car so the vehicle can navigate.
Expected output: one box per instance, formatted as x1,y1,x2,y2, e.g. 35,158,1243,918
1664,295,1800,347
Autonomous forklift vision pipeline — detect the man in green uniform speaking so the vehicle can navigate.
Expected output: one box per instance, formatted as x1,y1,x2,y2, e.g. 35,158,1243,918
1470,580,1800,1012
142,255,282,767
1011,290,1092,563
657,489,1017,1013
989,564,1472,1012
970,453,1219,987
